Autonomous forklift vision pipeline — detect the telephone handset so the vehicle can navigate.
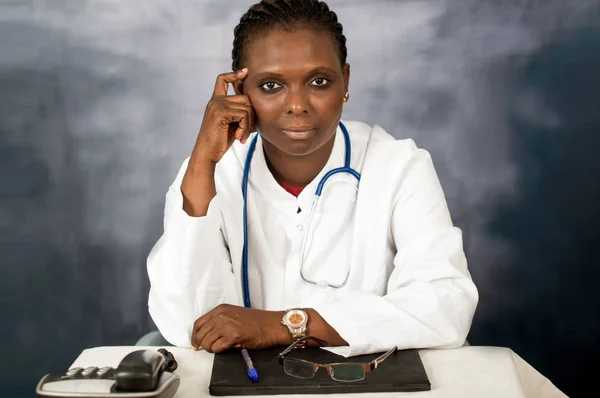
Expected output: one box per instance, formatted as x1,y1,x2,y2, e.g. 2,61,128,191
36,348,180,398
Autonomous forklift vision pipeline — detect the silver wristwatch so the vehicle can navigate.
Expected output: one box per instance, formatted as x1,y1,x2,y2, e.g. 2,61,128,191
281,309,308,345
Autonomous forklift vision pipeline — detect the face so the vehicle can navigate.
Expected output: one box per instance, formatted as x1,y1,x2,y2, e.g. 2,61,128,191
236,26,350,158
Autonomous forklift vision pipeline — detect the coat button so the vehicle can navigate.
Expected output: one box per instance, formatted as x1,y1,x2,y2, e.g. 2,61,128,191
297,224,304,231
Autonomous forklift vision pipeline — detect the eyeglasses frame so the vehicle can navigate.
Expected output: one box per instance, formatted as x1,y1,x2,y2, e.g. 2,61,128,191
277,336,398,380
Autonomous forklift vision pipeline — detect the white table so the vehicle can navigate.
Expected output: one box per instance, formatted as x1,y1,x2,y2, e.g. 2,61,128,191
70,346,567,398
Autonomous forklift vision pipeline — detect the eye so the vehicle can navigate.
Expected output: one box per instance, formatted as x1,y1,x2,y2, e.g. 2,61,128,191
309,78,329,87
260,81,282,92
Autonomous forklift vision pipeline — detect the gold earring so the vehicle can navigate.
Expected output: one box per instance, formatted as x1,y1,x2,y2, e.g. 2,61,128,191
343,92,349,103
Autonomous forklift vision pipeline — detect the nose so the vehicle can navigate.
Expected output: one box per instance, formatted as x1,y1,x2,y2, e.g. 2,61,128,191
286,87,309,115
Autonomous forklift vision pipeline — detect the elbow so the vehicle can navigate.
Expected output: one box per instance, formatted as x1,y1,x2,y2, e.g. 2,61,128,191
435,320,471,348
421,307,475,349
159,329,193,349
148,305,193,349
436,286,479,348
148,289,194,349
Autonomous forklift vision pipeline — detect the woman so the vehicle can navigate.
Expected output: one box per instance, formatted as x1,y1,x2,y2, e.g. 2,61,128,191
147,0,478,357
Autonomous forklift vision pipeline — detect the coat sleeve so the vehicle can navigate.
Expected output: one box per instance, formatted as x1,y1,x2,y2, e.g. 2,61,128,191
146,158,240,347
312,144,479,357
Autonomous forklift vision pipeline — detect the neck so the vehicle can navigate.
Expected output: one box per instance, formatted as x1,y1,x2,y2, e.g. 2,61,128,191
262,135,336,187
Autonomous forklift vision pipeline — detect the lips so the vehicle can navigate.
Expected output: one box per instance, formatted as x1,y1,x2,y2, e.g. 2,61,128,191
281,127,316,140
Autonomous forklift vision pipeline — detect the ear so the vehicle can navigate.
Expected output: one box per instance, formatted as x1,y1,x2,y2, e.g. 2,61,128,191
342,63,350,93
233,80,244,95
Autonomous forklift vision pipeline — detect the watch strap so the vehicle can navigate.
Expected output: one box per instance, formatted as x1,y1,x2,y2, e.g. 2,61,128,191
293,325,307,348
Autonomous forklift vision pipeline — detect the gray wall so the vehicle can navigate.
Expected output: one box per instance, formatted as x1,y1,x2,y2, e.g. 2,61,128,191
2,1,599,396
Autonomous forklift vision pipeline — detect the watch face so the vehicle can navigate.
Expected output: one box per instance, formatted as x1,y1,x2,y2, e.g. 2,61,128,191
284,309,307,328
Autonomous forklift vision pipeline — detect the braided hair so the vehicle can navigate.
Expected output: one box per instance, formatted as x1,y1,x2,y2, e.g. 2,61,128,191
232,0,347,71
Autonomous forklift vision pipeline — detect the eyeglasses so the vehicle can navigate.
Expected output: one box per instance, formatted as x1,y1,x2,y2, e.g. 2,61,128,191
278,336,398,382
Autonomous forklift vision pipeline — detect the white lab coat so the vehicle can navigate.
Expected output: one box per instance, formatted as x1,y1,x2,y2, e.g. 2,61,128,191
147,120,478,357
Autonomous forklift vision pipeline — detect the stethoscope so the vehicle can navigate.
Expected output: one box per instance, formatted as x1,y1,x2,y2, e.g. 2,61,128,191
241,121,360,308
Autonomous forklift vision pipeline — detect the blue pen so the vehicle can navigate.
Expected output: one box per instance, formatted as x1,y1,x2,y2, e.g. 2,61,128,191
241,348,259,382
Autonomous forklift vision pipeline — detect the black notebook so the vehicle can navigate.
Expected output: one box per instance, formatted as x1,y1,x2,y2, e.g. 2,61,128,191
208,346,430,396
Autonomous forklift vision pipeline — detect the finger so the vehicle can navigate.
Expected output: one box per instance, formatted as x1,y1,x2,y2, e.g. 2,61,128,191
194,322,215,348
237,97,254,138
235,108,251,143
219,104,252,141
242,109,256,144
213,68,248,97
219,102,252,117
211,337,234,354
222,94,252,106
200,329,224,352
192,313,212,336
192,312,214,346
221,102,253,143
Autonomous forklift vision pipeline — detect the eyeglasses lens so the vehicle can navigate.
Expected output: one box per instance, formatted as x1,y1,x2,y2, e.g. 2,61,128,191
329,364,365,382
283,359,315,379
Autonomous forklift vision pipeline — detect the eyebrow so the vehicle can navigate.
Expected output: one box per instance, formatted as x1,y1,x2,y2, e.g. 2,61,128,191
252,66,338,81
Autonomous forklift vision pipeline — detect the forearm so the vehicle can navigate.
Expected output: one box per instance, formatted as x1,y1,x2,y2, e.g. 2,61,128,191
311,274,478,356
148,240,240,346
148,158,241,346
181,154,217,217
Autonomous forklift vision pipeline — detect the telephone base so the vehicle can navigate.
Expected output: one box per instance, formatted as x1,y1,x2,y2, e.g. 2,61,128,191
36,370,180,398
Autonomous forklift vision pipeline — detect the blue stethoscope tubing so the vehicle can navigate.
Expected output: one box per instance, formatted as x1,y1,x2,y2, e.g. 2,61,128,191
241,121,360,308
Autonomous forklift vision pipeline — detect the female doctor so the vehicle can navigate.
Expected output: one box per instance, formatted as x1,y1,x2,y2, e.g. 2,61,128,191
147,0,478,357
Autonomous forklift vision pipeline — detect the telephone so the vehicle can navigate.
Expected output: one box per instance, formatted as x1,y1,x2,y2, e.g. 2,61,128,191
36,348,180,398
